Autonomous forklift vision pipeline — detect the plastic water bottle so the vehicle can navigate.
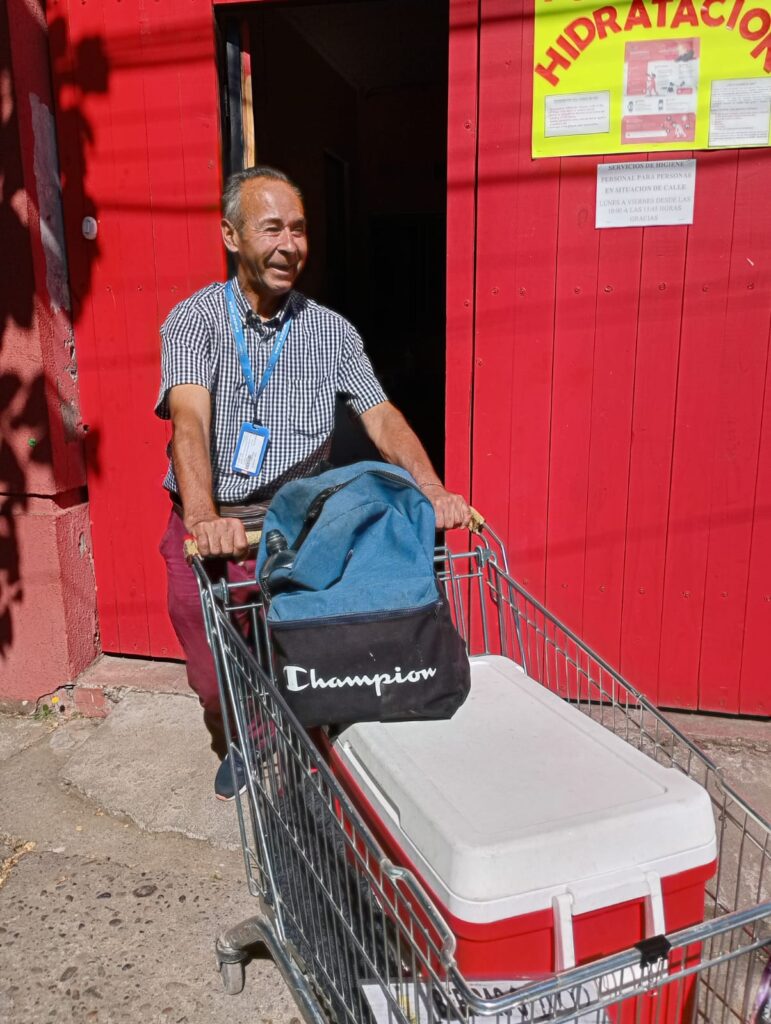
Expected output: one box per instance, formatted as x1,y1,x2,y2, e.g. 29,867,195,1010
258,530,296,597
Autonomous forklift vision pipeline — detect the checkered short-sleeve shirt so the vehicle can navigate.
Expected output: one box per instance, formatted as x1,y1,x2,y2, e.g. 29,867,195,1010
155,279,388,504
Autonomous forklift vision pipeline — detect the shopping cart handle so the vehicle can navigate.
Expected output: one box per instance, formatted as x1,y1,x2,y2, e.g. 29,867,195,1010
382,860,458,966
183,504,481,556
183,530,262,560
468,506,485,533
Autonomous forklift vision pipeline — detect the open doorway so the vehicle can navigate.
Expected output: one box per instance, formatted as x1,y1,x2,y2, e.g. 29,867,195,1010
218,0,449,473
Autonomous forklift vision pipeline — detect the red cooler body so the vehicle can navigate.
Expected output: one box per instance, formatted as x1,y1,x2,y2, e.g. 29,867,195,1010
326,656,717,1022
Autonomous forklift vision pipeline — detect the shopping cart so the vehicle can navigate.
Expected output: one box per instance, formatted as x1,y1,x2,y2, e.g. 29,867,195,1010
191,520,771,1024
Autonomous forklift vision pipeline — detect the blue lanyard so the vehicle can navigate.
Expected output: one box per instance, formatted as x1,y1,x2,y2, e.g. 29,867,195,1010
225,280,292,407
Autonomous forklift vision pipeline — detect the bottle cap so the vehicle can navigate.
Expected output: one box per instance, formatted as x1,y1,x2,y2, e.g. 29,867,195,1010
265,529,287,554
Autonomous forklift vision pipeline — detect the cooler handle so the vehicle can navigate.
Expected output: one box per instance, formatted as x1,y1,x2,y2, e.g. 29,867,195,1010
643,870,667,940
552,871,666,971
552,893,577,972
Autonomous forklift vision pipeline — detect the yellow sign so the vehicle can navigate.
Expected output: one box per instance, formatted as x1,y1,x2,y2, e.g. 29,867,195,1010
532,0,771,156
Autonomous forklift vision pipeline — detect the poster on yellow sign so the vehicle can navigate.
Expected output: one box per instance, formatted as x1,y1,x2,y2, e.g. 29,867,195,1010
532,0,771,157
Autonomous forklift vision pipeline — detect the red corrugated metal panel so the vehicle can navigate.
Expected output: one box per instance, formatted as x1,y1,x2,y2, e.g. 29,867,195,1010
656,151,739,709
544,157,600,645
581,157,642,674
503,8,558,606
445,0,479,501
618,218,688,707
471,0,522,538
698,149,771,715
543,158,601,699
739,298,771,716
454,0,771,712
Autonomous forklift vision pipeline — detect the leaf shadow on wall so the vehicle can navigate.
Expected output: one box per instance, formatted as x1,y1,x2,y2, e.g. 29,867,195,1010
0,8,106,661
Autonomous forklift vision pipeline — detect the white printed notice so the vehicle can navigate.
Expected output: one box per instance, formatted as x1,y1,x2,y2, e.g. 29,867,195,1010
595,159,696,229
709,79,771,148
545,91,610,138
362,979,609,1024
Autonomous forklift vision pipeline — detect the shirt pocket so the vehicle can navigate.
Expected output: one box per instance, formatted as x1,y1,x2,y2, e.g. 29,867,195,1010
289,374,335,437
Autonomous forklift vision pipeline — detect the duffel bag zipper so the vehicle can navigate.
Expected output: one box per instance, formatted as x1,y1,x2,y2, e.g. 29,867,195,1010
292,469,426,552
268,597,442,631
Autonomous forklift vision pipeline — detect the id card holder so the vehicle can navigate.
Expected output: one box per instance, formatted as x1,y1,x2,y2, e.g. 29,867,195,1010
232,423,270,476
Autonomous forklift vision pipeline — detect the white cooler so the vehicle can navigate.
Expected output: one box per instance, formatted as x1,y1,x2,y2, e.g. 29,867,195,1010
327,656,716,993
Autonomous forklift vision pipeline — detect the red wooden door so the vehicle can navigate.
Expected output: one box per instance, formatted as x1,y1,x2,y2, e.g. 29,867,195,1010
47,0,225,657
445,0,771,715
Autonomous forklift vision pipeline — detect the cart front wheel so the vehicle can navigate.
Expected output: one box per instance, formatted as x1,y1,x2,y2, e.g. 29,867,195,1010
218,958,245,996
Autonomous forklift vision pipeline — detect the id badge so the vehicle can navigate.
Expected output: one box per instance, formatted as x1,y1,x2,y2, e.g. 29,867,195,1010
232,423,270,476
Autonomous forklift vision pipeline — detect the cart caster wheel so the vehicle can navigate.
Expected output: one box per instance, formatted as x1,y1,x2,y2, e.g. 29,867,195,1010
219,958,245,995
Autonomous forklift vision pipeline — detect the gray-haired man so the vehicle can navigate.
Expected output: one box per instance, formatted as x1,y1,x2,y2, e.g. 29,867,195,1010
155,166,470,798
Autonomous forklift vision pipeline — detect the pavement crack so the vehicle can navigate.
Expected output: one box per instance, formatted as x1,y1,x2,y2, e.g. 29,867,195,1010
0,839,37,889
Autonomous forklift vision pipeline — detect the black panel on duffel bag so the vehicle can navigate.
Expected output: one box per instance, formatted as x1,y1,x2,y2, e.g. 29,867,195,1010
270,595,469,728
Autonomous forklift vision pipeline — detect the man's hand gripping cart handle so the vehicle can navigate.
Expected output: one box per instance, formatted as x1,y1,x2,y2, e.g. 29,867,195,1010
183,530,263,559
183,508,484,559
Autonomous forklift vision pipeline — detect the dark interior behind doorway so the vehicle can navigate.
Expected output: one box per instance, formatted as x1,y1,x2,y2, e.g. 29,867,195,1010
219,0,449,472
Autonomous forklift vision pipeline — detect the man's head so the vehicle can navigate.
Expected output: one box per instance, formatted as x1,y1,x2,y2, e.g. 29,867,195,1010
221,167,307,310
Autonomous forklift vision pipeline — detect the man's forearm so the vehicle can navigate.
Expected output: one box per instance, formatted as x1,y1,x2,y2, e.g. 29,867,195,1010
360,401,471,530
165,382,247,559
172,419,217,528
169,397,249,558
360,402,442,486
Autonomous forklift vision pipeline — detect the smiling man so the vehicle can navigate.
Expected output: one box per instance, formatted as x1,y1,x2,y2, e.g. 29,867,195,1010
155,166,469,799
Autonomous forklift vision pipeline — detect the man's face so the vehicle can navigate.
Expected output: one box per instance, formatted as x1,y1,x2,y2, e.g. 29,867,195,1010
222,179,308,300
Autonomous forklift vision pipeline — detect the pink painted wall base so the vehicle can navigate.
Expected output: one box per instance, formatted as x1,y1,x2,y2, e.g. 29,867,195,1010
0,501,98,704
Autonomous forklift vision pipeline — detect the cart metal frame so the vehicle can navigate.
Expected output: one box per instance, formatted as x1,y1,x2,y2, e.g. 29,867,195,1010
192,524,770,1024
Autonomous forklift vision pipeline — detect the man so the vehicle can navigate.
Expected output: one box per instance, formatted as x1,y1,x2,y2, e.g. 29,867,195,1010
156,166,470,799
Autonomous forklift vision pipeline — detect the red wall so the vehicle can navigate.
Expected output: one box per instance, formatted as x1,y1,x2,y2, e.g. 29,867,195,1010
48,0,770,713
445,0,771,714
47,0,226,658
1,0,98,702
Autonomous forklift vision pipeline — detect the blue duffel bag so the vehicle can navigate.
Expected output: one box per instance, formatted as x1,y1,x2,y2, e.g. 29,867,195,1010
255,461,471,728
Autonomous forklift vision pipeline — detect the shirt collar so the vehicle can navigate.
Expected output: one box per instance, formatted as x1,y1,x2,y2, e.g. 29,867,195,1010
230,277,295,330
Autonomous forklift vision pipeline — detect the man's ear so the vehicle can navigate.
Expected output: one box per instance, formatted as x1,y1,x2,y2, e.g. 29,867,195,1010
221,218,239,254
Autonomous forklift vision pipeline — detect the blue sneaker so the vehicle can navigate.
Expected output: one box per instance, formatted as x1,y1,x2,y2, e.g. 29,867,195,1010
215,750,248,802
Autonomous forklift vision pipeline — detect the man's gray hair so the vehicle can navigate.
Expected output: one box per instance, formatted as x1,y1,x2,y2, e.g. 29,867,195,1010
221,166,303,227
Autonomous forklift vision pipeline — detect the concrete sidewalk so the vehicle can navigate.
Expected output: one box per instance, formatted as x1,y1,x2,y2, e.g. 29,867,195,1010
0,664,768,1024
0,687,298,1024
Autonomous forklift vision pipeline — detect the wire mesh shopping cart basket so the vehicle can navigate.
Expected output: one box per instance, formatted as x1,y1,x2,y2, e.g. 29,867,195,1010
191,521,770,1024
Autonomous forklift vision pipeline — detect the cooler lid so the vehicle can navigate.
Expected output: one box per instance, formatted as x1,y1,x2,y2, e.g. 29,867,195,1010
333,656,716,924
